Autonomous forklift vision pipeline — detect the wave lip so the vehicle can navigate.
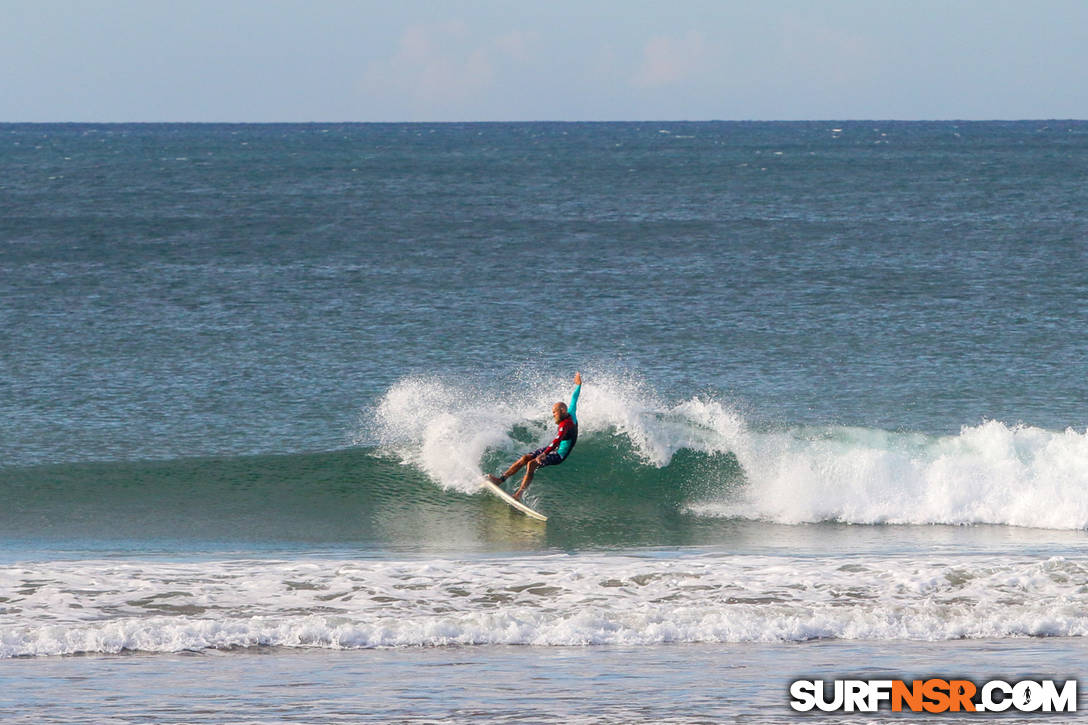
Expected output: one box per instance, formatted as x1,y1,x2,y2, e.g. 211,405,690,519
4,554,1088,657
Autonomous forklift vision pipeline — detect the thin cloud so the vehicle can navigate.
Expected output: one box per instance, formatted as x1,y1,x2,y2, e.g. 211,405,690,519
494,30,536,64
631,31,707,88
363,21,496,104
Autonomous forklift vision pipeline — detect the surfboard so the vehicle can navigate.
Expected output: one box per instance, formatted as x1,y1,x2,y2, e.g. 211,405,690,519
481,479,547,522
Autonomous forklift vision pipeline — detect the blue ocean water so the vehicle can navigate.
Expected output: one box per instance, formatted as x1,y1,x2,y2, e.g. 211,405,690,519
3,122,1088,722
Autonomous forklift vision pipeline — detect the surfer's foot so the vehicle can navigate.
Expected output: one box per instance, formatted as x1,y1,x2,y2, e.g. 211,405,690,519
486,474,506,485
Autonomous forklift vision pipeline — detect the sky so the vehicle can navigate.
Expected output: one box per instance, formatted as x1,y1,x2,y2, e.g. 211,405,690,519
2,0,1087,122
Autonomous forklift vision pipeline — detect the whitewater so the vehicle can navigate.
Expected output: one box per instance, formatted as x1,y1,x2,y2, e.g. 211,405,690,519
6,552,1088,658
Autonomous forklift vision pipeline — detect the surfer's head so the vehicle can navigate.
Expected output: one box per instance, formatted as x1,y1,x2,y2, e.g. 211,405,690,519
553,402,568,422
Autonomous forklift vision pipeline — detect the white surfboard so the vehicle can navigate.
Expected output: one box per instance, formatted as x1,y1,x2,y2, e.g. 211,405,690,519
481,479,547,522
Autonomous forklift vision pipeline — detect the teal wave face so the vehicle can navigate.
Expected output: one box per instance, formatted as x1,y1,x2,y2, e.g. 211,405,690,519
0,442,747,553
1,450,405,547
494,436,744,514
5,415,1087,557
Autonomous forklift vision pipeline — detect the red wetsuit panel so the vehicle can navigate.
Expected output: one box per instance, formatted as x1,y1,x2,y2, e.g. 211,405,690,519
543,417,575,455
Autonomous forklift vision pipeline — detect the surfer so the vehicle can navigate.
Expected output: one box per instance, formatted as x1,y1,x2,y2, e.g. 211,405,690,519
487,372,581,501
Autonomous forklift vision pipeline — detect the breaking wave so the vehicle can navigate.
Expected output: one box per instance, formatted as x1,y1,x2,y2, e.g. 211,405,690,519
371,374,1088,530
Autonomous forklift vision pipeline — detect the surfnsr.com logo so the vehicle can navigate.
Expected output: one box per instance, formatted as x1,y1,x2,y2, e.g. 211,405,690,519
790,679,1077,714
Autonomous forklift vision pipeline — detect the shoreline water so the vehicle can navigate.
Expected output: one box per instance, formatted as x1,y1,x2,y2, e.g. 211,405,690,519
5,640,1088,723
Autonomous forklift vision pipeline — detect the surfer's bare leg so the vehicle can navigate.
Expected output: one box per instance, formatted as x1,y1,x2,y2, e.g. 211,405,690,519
513,459,540,500
493,454,533,484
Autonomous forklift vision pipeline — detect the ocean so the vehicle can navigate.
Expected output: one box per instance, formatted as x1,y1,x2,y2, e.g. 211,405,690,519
2,121,1088,722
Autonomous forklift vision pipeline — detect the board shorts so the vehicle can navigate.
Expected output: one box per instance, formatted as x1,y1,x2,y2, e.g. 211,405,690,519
529,447,565,467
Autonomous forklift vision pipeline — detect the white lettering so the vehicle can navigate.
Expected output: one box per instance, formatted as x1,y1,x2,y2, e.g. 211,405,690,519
789,680,817,712
1014,681,1043,712
816,680,844,712
1041,680,1078,712
867,680,893,711
981,680,1012,712
844,680,869,712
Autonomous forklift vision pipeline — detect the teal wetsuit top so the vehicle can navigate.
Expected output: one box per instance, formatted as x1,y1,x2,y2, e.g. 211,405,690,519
555,384,580,459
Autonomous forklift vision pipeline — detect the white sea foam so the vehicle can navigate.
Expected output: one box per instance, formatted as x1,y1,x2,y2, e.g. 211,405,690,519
697,420,1088,530
4,553,1088,657
369,372,745,491
371,377,521,491
370,374,1088,530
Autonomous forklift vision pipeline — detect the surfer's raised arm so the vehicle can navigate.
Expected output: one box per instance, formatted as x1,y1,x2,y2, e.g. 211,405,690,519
568,372,581,422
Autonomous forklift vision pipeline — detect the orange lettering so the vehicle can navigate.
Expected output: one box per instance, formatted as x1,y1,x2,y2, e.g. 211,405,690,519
948,680,977,712
892,680,925,712
922,679,951,713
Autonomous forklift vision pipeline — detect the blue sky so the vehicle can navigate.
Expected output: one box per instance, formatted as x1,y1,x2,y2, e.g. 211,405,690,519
3,0,1086,121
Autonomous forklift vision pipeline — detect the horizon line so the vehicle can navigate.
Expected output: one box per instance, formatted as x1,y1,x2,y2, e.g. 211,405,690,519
3,118,1086,125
